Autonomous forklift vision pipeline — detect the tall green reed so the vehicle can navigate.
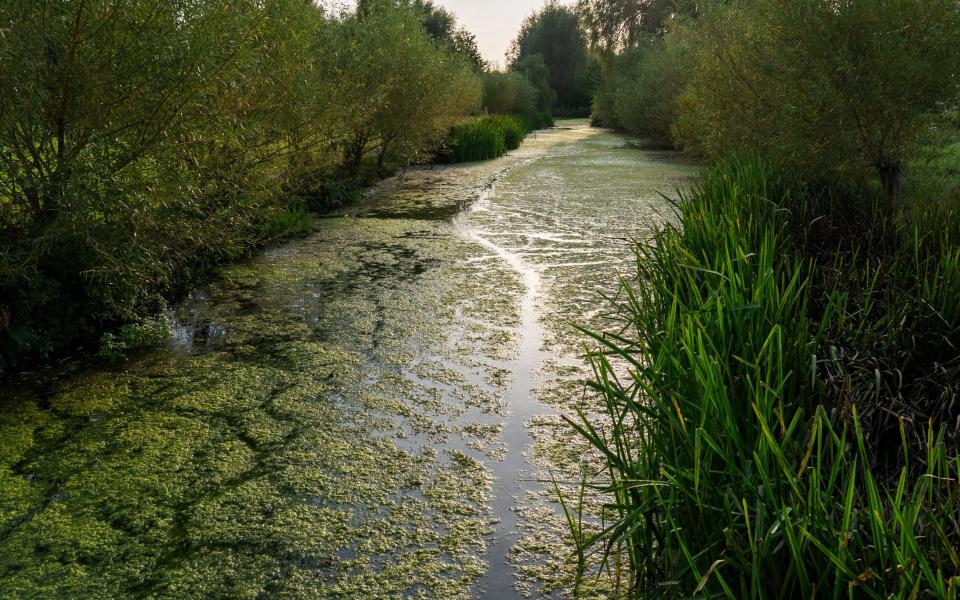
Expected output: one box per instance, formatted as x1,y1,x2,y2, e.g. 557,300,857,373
568,159,960,598
442,113,552,163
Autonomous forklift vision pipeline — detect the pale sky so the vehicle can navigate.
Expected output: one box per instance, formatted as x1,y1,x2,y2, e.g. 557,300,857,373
434,0,550,69
325,0,555,69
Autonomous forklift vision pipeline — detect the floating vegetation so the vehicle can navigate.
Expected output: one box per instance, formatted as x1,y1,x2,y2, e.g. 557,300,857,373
0,122,697,598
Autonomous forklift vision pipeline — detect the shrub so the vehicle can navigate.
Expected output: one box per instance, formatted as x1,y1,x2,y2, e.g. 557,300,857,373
607,36,692,145
258,207,316,242
519,111,555,132
482,71,539,115
673,0,960,199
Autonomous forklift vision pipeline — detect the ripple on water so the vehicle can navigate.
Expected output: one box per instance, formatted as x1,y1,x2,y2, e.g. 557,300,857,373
0,120,698,598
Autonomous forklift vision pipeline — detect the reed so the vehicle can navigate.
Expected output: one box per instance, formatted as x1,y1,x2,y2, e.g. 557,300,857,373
443,112,553,163
568,159,960,598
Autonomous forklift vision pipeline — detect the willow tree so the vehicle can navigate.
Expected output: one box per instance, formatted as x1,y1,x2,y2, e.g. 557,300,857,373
0,0,333,360
578,0,697,52
674,0,960,203
411,0,485,71
334,1,480,173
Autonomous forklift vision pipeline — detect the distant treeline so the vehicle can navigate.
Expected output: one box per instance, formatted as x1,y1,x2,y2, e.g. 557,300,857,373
0,0,560,373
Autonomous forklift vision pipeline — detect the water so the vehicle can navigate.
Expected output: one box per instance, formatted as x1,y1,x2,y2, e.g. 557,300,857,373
0,121,697,598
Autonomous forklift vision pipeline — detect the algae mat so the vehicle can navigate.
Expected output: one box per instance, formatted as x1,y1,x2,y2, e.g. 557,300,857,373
0,122,697,598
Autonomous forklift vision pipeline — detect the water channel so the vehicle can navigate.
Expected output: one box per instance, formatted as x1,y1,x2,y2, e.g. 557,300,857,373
0,121,697,598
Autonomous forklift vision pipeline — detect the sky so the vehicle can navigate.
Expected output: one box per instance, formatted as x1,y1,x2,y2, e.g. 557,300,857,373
324,0,551,69
434,0,549,69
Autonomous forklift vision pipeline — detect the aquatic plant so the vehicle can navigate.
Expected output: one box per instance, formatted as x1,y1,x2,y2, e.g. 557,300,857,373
442,113,553,164
568,159,960,598
97,318,171,361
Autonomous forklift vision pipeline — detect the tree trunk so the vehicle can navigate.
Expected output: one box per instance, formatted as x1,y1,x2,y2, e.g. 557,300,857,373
344,132,367,176
377,138,391,172
878,160,902,213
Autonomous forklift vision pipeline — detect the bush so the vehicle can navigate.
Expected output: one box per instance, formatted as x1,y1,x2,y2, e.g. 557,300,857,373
258,207,316,242
289,170,366,213
568,159,960,598
519,111,555,132
673,0,960,196
590,25,693,145
607,37,692,145
482,71,539,115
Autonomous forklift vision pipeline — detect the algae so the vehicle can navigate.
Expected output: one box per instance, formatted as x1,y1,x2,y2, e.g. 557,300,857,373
0,120,696,598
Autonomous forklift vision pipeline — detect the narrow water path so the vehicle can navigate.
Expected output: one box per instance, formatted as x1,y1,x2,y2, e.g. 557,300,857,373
0,121,698,598
460,186,553,598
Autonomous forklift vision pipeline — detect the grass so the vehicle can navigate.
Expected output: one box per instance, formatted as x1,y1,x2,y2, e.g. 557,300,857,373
441,112,554,163
567,159,960,598
258,205,316,242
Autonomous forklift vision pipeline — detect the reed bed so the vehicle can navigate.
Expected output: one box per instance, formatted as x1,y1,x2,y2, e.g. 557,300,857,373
442,112,553,163
569,159,960,598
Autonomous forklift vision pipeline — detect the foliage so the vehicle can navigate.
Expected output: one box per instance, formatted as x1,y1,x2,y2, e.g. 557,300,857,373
672,0,960,200
519,111,556,132
512,54,559,114
441,114,551,163
97,318,171,361
578,0,697,51
509,2,595,110
333,1,481,173
0,0,482,372
410,0,486,72
568,159,960,598
590,35,692,143
482,71,540,116
444,119,508,163
258,206,316,242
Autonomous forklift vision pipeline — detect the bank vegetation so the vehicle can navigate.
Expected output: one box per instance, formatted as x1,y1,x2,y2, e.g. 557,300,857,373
570,0,960,597
0,0,561,372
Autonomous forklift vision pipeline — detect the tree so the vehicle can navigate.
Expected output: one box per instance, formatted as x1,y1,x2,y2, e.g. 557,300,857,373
512,55,556,114
482,71,539,115
0,0,338,361
673,0,960,204
333,1,481,172
509,3,593,109
411,0,486,71
593,34,691,143
577,0,697,52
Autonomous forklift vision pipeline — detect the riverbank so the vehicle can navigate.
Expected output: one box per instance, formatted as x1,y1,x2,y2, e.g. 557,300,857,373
572,158,960,597
0,112,553,380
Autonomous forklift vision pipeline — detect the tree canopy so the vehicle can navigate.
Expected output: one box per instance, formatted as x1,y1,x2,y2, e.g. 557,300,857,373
509,3,593,110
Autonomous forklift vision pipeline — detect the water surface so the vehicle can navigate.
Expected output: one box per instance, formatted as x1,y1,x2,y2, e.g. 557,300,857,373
0,121,697,598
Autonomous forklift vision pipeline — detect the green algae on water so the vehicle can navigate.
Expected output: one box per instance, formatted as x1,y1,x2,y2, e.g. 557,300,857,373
0,121,697,598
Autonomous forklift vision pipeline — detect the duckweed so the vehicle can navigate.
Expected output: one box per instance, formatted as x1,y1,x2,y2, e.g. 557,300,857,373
0,121,696,598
